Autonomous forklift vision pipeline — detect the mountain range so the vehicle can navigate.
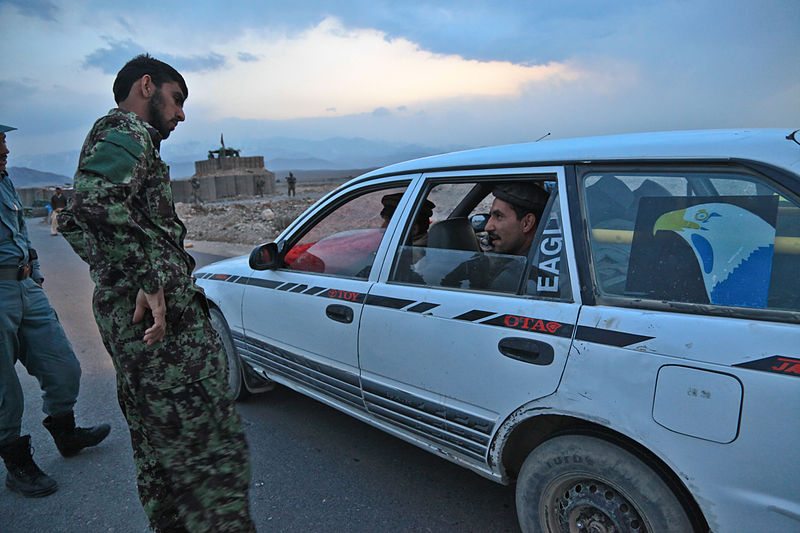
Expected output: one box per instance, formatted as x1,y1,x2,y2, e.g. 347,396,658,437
7,167,73,188
9,136,467,186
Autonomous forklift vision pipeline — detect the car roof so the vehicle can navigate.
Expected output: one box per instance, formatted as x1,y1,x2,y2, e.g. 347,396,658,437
358,129,800,181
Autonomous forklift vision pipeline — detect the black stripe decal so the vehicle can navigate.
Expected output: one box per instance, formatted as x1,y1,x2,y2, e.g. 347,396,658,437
453,310,495,322
407,302,439,313
247,278,282,289
303,286,328,295
205,277,660,348
364,294,415,309
734,356,800,378
575,326,653,347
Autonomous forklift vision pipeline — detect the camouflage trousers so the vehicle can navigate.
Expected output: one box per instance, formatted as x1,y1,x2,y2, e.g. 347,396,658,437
93,286,255,533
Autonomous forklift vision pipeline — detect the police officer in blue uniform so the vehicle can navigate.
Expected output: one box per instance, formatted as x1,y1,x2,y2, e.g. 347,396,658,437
0,123,110,497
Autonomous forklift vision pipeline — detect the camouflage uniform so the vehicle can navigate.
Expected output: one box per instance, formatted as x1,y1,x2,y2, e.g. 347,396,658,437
60,109,255,532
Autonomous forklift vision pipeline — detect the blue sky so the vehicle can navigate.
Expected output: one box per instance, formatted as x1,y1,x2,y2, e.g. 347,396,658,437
1,0,798,172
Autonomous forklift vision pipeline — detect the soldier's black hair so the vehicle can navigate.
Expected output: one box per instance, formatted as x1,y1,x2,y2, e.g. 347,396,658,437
113,54,188,104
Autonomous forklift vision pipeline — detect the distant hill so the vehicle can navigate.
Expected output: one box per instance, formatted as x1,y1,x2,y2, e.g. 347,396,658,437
168,157,359,179
267,157,338,171
7,167,72,188
10,136,468,179
172,168,374,183
272,168,376,182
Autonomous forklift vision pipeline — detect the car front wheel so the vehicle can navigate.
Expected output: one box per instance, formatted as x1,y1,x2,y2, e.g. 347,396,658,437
209,308,249,401
515,435,694,533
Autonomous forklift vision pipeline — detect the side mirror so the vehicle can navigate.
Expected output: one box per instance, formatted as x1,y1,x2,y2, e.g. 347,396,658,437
249,242,280,270
470,213,489,232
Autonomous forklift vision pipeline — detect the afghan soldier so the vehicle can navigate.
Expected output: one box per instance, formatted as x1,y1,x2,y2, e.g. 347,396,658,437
286,172,296,197
58,55,255,532
190,176,201,204
49,186,68,235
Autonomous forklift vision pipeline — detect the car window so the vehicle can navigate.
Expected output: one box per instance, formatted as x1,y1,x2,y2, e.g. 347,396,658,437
283,185,408,279
389,176,570,299
583,170,800,312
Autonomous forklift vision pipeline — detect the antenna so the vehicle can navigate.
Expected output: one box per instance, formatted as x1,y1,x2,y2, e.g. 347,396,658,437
535,132,551,142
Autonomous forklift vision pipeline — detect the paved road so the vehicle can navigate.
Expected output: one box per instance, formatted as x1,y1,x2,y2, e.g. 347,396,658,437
1,219,519,532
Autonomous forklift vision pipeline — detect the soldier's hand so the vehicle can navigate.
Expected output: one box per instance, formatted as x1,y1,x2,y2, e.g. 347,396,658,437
133,288,167,345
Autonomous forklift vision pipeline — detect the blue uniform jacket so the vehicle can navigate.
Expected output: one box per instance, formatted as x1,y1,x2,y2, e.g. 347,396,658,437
0,171,43,281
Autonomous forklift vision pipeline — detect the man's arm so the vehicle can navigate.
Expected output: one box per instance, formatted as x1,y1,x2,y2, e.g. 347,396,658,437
71,129,169,292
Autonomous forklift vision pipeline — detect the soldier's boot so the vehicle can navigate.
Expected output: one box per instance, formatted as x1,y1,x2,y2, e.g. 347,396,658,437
0,435,58,497
43,411,110,458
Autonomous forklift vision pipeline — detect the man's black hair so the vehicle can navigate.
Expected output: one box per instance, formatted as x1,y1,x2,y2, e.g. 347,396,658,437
113,54,188,104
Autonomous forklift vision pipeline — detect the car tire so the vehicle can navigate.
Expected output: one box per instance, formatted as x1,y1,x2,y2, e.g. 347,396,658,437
515,435,694,533
209,308,250,401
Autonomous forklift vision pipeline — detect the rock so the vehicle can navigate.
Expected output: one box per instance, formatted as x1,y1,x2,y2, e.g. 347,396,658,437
177,182,341,246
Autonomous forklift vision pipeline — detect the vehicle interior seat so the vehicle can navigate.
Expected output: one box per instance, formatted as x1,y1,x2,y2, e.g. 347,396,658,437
584,176,637,295
585,175,636,229
633,178,671,203
427,217,481,251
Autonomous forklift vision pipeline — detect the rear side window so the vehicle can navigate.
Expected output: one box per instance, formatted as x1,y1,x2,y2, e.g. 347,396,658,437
582,170,800,312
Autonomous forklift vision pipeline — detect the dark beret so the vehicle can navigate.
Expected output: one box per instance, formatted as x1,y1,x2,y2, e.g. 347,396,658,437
381,193,435,218
493,182,548,212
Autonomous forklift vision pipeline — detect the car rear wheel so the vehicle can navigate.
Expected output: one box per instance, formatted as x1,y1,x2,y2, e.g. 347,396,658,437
515,435,694,533
210,308,249,401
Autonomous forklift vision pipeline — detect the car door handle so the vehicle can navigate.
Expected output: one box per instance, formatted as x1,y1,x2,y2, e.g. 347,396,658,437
326,304,354,324
498,337,554,366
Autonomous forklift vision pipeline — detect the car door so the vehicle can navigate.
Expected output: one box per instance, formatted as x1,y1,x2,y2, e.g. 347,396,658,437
240,178,412,410
563,164,800,529
358,168,581,463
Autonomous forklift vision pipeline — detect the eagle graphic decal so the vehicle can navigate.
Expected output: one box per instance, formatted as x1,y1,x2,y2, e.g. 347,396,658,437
653,202,776,308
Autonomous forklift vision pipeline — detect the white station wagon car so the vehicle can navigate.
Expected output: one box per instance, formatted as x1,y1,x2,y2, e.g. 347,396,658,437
196,129,800,533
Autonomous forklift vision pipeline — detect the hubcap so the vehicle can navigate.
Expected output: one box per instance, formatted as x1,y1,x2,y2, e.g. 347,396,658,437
551,479,647,533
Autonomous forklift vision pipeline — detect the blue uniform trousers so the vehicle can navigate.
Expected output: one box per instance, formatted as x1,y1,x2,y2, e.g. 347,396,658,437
0,277,80,444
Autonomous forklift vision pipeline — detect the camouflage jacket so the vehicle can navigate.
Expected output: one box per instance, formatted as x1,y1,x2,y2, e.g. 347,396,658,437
60,108,195,294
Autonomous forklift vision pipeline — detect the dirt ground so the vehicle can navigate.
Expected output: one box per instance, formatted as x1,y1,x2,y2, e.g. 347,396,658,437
176,182,342,246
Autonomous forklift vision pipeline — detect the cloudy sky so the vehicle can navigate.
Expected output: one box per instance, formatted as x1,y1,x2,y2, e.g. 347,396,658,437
1,0,798,171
